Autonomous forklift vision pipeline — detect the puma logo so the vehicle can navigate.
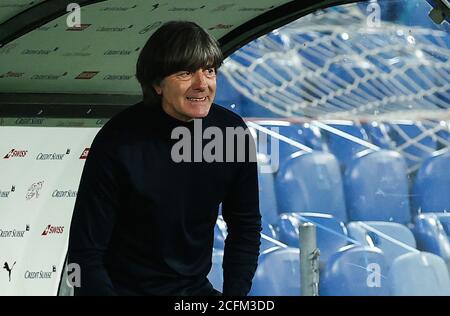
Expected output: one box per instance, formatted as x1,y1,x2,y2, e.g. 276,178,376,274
3,261,16,282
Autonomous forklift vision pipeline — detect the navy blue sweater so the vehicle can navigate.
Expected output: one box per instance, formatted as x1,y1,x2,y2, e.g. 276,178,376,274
68,101,261,296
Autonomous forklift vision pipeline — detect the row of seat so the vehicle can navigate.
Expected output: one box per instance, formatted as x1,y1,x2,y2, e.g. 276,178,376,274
256,120,450,219
212,151,447,295
209,120,450,295
212,207,450,294
253,119,450,172
264,148,450,220
263,148,450,259
210,236,450,295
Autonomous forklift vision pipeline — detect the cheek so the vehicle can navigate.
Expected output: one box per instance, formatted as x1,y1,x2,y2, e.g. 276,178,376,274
166,87,186,102
209,81,217,93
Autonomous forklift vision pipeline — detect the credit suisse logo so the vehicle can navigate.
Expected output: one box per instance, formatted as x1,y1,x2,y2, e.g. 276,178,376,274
36,149,70,160
24,265,57,280
0,185,15,198
0,224,30,238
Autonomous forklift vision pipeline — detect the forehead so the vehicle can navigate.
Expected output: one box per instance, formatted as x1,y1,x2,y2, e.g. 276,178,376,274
168,68,216,77
161,69,217,85
175,67,216,73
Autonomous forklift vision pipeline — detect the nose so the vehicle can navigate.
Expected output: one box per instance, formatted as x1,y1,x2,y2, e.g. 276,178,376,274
191,70,207,90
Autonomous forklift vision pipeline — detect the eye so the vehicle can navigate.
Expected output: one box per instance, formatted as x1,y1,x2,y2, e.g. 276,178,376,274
204,68,216,78
176,71,192,80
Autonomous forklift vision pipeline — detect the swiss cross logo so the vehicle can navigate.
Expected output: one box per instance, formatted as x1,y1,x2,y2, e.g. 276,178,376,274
42,225,64,236
80,148,90,159
66,24,91,31
75,71,99,79
3,149,28,159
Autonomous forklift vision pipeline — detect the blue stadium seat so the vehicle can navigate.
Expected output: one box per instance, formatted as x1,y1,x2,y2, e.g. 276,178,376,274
215,73,245,116
255,120,327,164
261,219,283,251
412,213,450,263
215,213,282,252
215,74,280,118
299,123,328,152
213,216,227,249
387,121,437,168
436,213,450,236
412,149,450,213
249,246,301,296
275,151,347,222
259,151,350,262
347,221,416,268
257,156,296,251
436,124,450,149
256,120,306,163
277,212,349,263
258,171,279,225
322,120,370,170
389,252,450,295
363,122,395,149
207,248,224,292
344,150,410,224
320,245,389,296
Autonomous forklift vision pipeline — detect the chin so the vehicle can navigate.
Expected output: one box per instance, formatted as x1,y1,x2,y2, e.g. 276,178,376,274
186,105,212,119
189,112,209,119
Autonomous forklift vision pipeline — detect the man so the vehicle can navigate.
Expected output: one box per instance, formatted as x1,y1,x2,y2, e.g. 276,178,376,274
68,21,262,296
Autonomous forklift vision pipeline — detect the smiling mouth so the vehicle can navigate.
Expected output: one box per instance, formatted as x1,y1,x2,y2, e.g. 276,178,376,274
186,97,207,102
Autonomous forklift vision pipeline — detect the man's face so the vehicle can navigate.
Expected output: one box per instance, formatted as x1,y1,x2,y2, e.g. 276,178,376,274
154,67,217,121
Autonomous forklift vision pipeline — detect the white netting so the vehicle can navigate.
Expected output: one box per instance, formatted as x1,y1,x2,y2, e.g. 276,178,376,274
385,119,450,173
222,6,450,118
222,2,450,172
221,4,450,119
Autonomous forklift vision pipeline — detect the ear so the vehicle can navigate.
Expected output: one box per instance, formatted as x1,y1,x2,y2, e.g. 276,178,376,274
153,84,162,95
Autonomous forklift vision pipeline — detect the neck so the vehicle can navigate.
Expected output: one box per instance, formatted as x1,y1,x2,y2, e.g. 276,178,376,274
161,103,193,122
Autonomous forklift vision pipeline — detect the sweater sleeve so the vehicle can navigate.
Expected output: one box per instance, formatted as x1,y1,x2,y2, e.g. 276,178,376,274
68,132,123,296
221,128,262,296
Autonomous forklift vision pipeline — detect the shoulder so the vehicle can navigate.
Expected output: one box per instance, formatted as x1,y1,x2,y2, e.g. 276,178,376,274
92,102,146,147
209,103,248,129
101,102,146,133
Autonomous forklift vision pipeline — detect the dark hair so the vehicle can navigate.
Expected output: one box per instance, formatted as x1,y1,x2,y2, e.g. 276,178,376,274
136,21,223,104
